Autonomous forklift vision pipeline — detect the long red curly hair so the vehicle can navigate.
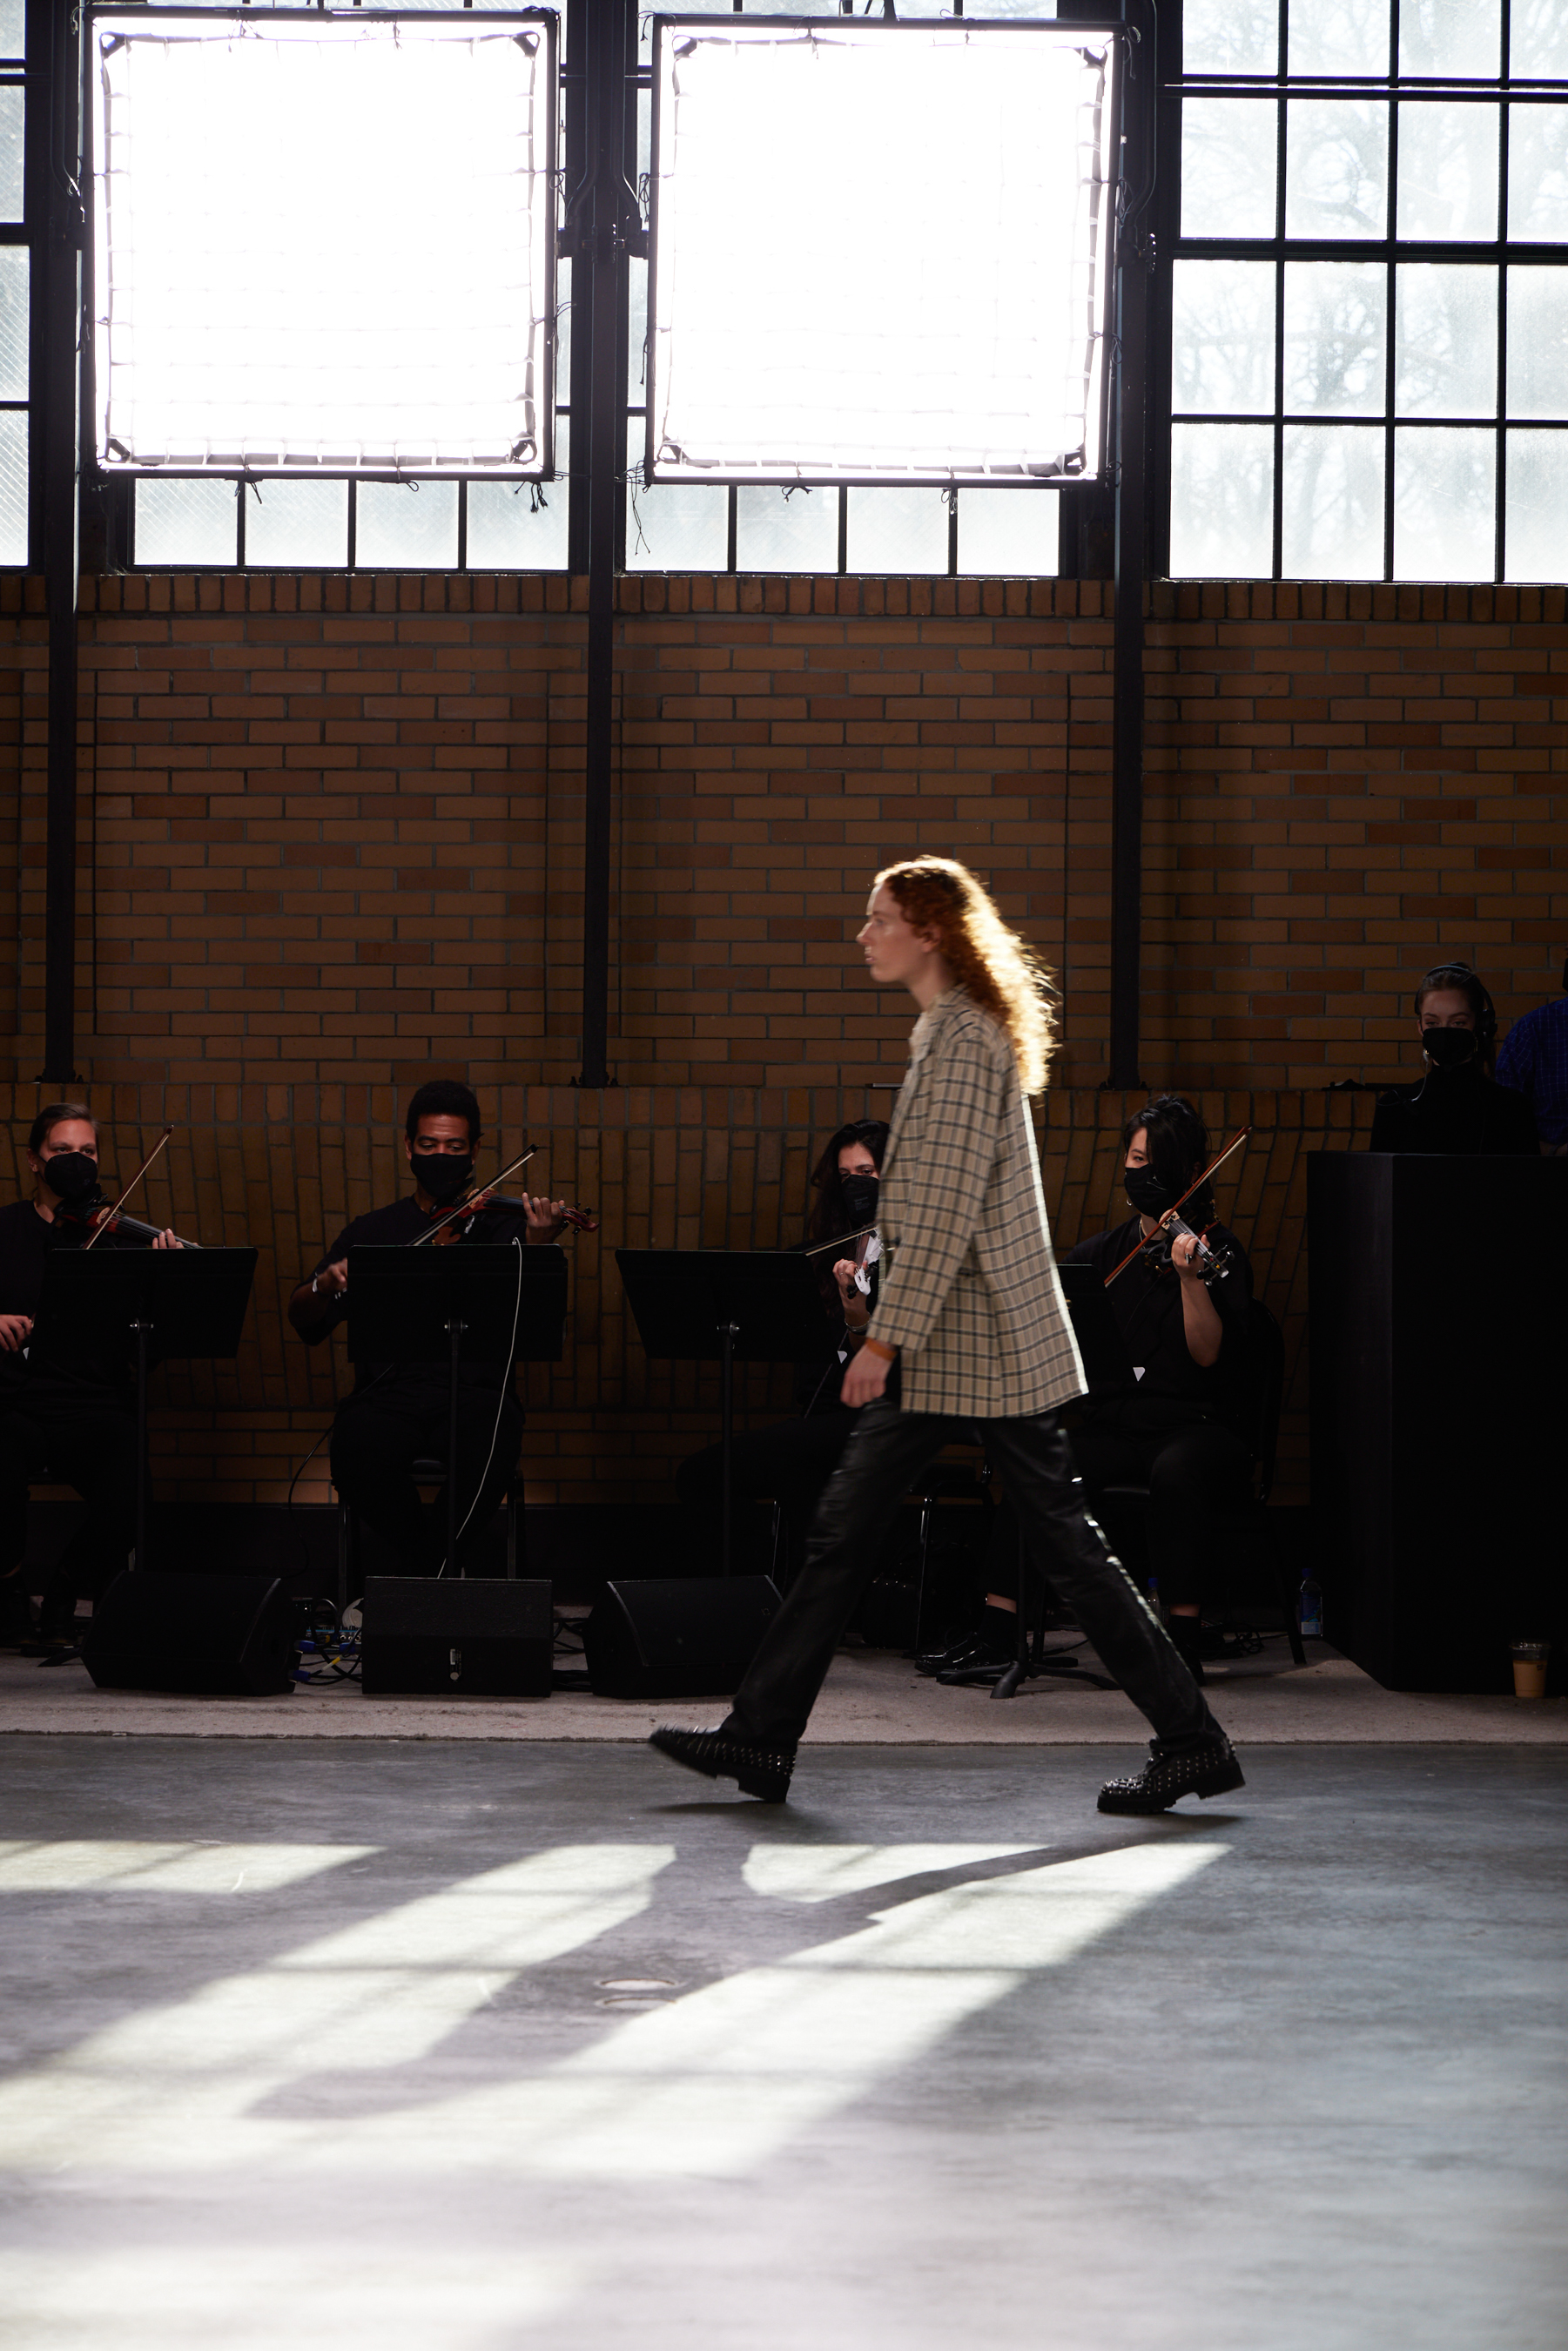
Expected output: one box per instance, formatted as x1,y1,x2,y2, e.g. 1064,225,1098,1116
873,857,1057,1095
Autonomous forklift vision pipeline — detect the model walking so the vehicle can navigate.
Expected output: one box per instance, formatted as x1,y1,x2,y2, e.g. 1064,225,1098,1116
650,857,1243,1815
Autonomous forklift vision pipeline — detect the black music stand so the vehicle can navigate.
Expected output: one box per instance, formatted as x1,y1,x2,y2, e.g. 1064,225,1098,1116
32,1247,258,1573
616,1249,835,1574
345,1244,567,1576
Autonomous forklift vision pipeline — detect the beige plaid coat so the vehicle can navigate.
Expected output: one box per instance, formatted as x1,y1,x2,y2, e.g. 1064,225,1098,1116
868,987,1086,1419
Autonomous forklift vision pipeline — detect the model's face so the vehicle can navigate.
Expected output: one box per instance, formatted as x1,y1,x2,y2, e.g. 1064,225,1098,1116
857,885,938,988
838,1142,878,1181
28,1120,98,1182
403,1115,474,1171
1418,988,1475,1037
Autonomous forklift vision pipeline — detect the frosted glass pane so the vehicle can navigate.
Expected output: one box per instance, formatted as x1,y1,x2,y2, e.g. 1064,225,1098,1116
1170,423,1274,578
735,486,838,573
0,246,25,401
1283,262,1384,415
1181,100,1277,239
245,480,348,569
1183,0,1278,75
845,488,948,575
1505,431,1568,579
0,409,24,564
1396,104,1499,239
1282,425,1383,576
556,256,572,401
0,89,20,224
1507,269,1568,418
355,481,458,569
1286,103,1389,240
1399,0,1501,77
629,425,726,570
1393,428,1495,578
1509,106,1568,240
466,481,567,569
1173,261,1275,415
1511,0,1568,77
957,489,1058,577
0,2,22,61
1288,0,1390,77
1395,266,1497,416
135,478,237,566
629,254,646,401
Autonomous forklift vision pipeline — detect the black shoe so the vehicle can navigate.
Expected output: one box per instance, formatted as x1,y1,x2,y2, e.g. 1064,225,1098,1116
649,1725,794,1803
918,1630,1003,1679
1097,1735,1245,1815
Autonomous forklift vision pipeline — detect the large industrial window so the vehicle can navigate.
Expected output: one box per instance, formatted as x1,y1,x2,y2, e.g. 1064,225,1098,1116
1164,0,1568,581
625,0,1071,579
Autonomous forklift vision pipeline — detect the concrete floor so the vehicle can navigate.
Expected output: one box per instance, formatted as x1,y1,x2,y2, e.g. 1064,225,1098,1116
0,1737,1564,2350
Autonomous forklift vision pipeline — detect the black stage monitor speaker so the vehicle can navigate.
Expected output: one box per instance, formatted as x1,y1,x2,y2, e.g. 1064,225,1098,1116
582,1574,781,1701
82,1570,296,1697
360,1576,554,1698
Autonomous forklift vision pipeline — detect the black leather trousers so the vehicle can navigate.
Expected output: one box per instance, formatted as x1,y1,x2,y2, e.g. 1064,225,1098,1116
724,1398,1221,1752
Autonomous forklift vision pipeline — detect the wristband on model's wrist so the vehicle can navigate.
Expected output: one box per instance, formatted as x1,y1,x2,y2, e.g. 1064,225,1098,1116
861,1336,898,1363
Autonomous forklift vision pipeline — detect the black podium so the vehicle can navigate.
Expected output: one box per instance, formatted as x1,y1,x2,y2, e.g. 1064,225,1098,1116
32,1246,258,1572
346,1243,567,1575
616,1248,833,1574
1309,1151,1565,1691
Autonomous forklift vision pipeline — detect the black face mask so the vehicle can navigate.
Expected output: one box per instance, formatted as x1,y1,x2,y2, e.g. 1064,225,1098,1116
42,1151,101,1203
1422,1026,1479,1070
413,1152,474,1206
1123,1165,1178,1219
839,1172,880,1228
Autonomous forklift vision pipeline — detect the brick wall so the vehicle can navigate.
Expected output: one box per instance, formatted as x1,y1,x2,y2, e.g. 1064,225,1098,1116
0,569,1559,1515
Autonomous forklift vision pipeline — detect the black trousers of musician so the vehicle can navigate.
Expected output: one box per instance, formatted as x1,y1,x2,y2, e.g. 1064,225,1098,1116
1067,1413,1253,1613
723,1399,1219,1752
0,1401,138,1637
331,1384,522,1574
676,1408,858,1586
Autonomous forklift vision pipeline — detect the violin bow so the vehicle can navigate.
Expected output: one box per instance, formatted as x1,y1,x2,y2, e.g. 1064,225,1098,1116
408,1147,537,1247
800,1221,878,1258
82,1123,175,1252
1101,1124,1253,1289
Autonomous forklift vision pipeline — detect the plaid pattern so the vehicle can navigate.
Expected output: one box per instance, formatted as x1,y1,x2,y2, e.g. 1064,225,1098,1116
868,988,1087,1418
1497,997,1568,1147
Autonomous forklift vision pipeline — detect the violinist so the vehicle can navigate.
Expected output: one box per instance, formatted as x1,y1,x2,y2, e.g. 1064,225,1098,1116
288,1081,570,1576
675,1119,888,1586
0,1104,179,1655
1058,1095,1255,1687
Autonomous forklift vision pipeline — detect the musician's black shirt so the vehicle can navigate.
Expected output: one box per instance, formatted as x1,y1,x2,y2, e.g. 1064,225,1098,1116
306,1196,528,1397
1369,1066,1538,1155
1066,1215,1253,1437
0,1198,147,1405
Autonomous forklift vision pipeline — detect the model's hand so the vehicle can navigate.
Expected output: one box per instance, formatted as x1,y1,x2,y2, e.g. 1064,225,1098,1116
840,1344,892,1407
522,1194,569,1243
0,1313,32,1353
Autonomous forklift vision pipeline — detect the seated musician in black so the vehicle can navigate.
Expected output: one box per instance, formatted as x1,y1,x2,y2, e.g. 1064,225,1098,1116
1369,961,1538,1155
287,1081,569,1576
1064,1095,1255,1684
0,1102,179,1654
675,1119,887,1586
939,1095,1253,1687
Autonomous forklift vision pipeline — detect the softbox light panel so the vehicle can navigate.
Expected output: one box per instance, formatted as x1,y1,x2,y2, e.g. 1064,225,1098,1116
649,17,1120,487
90,9,556,475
